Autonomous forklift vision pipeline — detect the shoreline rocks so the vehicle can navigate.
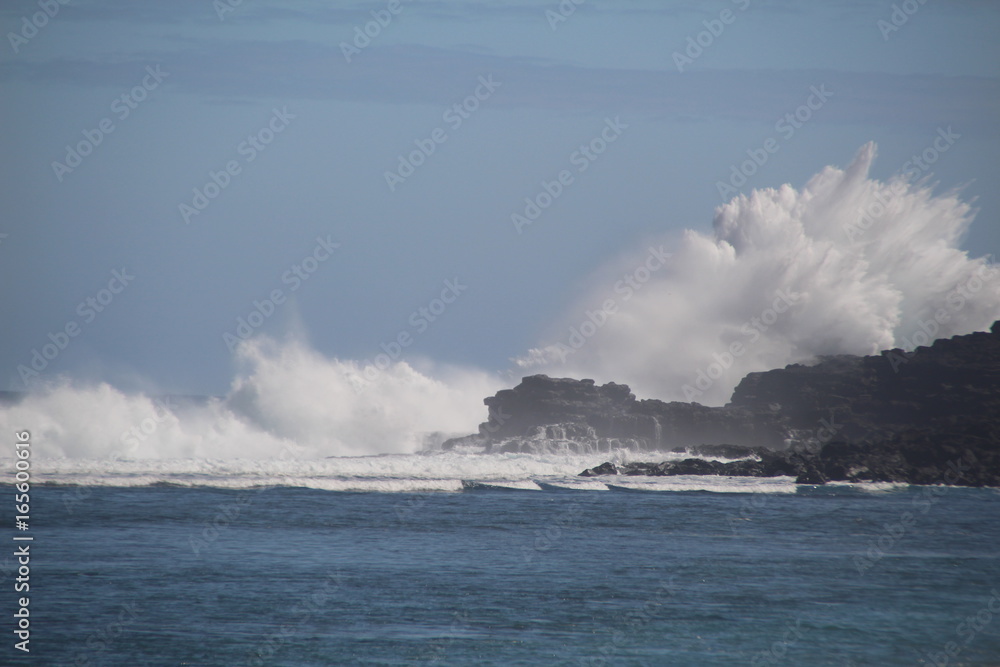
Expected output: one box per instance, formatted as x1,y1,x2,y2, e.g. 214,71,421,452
443,322,1000,486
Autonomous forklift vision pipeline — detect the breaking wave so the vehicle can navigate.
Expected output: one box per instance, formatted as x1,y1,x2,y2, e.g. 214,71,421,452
0,337,500,459
516,142,1000,404
2,143,997,465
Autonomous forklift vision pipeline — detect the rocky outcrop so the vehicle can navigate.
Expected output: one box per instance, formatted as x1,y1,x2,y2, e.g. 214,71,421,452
580,452,812,480
582,421,996,486
591,321,1000,486
442,375,789,454
728,323,1000,446
444,322,1000,486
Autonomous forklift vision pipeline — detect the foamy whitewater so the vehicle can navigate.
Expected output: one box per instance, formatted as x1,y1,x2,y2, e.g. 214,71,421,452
3,143,999,486
519,142,999,403
24,451,800,494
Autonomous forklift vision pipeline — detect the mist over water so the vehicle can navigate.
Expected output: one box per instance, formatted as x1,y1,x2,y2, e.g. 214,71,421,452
1,337,501,460
517,143,1000,405
4,143,998,461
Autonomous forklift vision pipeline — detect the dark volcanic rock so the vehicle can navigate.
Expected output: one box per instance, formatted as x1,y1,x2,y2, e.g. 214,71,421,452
439,433,486,451
576,322,1000,486
446,322,1000,485
457,375,789,454
610,451,805,479
809,423,996,486
729,321,1000,442
580,462,620,477
683,444,762,459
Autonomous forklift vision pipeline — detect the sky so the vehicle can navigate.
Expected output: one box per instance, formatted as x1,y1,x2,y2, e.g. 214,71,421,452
2,0,999,398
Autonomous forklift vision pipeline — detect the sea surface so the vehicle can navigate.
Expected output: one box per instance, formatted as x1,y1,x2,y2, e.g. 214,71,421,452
6,452,1000,666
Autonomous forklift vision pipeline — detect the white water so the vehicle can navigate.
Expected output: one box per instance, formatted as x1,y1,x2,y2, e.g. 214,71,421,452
14,451,800,493
0,337,502,460
517,142,1000,404
2,143,996,466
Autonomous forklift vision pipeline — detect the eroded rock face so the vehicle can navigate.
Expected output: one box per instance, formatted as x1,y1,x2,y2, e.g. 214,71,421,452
729,322,1000,444
446,375,789,454
579,446,822,479
582,425,995,487
444,322,1000,486
579,322,1000,486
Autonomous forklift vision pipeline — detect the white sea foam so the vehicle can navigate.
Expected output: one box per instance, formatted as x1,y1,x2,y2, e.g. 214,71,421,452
516,142,1000,404
825,481,911,493
2,143,995,470
7,453,804,493
0,338,502,460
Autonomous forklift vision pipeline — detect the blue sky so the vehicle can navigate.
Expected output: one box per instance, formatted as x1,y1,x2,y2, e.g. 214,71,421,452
2,0,998,395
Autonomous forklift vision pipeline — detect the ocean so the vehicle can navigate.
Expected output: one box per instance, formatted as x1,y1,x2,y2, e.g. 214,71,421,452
8,451,1000,666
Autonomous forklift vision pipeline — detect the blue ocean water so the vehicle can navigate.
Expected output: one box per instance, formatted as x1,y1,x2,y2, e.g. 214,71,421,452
12,483,1000,666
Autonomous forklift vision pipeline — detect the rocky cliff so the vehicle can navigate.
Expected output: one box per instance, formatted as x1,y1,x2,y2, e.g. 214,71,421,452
729,323,1000,445
442,374,789,454
443,322,1000,485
